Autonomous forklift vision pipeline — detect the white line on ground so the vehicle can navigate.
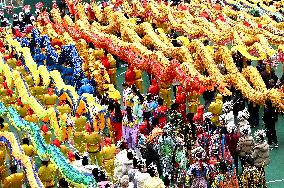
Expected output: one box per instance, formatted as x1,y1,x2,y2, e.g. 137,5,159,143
266,179,284,184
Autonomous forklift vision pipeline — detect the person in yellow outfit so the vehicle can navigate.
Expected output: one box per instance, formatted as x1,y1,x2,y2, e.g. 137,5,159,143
208,94,223,126
43,88,58,108
38,159,56,188
101,137,117,181
21,138,36,158
85,131,102,166
3,165,25,188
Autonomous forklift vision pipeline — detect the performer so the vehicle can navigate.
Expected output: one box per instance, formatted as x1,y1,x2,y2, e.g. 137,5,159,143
38,159,56,188
187,147,210,188
237,125,254,170
122,106,138,149
21,138,35,158
153,98,167,128
110,102,123,142
263,100,278,148
175,86,186,119
101,137,117,181
3,165,24,188
252,129,269,187
208,94,223,126
43,88,58,108
85,131,102,166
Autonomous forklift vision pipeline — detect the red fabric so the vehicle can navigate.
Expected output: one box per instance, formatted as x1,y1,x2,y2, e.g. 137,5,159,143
27,108,34,116
41,124,49,133
104,137,112,146
16,60,22,66
17,98,23,106
85,122,92,133
125,68,136,85
139,121,148,135
7,89,13,97
101,55,110,70
3,81,8,89
243,21,250,27
153,105,167,128
111,121,122,142
25,25,34,34
68,150,75,162
201,11,210,20
225,133,240,156
53,139,61,148
193,105,204,123
148,79,159,95
4,54,12,61
258,23,262,28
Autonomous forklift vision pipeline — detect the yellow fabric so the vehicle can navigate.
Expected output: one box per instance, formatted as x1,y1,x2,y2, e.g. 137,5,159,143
21,144,35,157
176,36,190,46
57,105,72,114
3,173,24,188
159,88,171,108
24,75,34,86
74,132,86,154
24,114,39,123
32,86,47,96
102,144,116,180
15,106,28,117
85,132,102,153
135,79,144,94
89,151,102,166
43,94,58,106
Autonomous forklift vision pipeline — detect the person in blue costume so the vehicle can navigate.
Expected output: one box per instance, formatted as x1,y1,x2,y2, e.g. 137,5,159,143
78,78,95,96
33,48,46,66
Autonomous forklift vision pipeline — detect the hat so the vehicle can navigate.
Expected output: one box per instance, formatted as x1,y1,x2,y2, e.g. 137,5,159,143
240,124,251,136
23,5,31,13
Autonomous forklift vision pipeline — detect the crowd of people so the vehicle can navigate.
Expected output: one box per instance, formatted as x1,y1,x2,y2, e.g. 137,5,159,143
0,0,282,188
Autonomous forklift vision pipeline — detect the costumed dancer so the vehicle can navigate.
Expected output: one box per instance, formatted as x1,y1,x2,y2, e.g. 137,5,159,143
211,161,239,188
110,101,123,142
220,100,234,127
3,165,24,188
252,129,269,187
156,124,176,180
239,157,262,188
85,130,102,166
122,106,139,149
225,123,240,173
133,159,151,188
21,138,36,158
101,137,117,181
187,146,210,188
38,159,56,188
237,125,254,170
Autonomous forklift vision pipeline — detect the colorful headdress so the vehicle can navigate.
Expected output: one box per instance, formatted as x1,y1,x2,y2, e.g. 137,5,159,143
240,124,251,136
222,100,233,113
191,146,206,160
254,129,266,143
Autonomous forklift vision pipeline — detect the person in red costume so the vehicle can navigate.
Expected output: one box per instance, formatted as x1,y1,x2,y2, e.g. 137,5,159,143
110,102,123,142
175,86,186,119
193,105,204,125
125,66,136,86
153,98,167,128
148,78,159,97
